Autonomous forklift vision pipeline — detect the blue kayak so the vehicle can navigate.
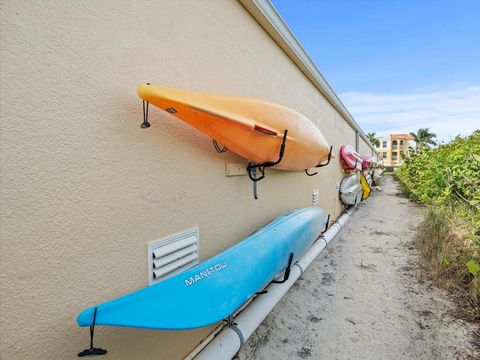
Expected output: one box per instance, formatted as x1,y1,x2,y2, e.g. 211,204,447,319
77,207,327,330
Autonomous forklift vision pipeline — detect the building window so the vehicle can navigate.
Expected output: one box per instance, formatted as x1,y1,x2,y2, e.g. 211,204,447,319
382,152,387,159
382,141,387,148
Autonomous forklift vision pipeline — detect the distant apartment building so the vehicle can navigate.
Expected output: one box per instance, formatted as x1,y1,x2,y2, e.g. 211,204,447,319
376,134,416,166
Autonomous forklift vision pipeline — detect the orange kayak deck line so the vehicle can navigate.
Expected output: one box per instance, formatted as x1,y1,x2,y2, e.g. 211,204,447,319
137,84,330,172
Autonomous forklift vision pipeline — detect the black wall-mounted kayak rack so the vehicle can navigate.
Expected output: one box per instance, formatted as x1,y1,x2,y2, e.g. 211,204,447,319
305,145,333,176
246,130,289,182
247,130,288,199
254,214,329,296
139,100,333,200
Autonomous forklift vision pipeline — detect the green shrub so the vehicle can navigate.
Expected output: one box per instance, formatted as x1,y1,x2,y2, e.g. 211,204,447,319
383,166,395,174
397,131,480,207
397,131,480,322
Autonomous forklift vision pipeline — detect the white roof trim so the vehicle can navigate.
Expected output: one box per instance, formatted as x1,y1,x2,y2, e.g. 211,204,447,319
238,0,377,153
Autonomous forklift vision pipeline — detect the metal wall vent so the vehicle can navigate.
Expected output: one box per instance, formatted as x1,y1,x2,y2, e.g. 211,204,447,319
312,188,320,205
147,227,199,285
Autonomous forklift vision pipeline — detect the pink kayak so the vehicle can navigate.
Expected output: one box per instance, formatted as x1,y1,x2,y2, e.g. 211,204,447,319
362,155,373,169
340,145,363,171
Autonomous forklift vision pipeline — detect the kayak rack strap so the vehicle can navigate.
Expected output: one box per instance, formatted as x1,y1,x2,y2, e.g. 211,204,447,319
226,315,244,347
251,167,259,200
78,308,107,357
305,145,333,176
246,129,288,199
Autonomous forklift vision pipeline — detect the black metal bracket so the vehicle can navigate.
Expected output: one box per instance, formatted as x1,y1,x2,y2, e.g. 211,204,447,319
322,214,330,233
255,252,294,295
141,100,151,128
140,83,152,129
213,139,227,153
305,168,317,176
305,145,333,176
247,130,288,199
247,129,288,181
247,163,265,182
78,308,107,357
271,253,294,284
316,145,333,168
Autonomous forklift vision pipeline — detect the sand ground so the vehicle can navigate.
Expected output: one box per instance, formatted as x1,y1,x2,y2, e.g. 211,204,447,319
237,176,478,360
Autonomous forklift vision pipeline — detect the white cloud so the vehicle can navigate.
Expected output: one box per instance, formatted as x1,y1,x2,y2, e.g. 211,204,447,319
340,86,480,142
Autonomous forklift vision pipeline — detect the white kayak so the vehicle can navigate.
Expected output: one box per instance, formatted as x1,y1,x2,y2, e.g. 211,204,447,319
373,169,383,186
339,173,363,206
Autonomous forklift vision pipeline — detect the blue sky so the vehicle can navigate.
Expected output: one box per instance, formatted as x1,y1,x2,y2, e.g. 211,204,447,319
272,0,480,142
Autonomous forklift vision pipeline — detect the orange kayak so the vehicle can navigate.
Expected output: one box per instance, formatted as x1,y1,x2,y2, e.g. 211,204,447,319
137,84,330,171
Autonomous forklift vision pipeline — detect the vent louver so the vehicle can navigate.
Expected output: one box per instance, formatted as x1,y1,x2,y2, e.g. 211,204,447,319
312,188,320,205
147,228,199,285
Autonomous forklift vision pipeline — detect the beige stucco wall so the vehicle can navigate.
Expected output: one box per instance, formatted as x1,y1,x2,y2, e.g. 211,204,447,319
0,1,374,359
359,138,374,158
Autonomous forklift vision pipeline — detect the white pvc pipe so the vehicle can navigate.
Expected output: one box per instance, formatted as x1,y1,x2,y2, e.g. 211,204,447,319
188,209,353,360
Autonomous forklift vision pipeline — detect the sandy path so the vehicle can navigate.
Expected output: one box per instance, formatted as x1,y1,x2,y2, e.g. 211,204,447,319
237,177,477,360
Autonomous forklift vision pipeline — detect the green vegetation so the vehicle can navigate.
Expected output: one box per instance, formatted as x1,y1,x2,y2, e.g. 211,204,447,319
367,132,380,147
397,130,480,322
383,166,396,174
